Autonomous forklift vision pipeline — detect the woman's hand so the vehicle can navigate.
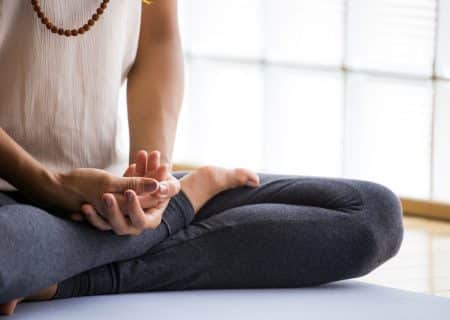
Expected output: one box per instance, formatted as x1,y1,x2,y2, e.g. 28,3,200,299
72,150,181,236
51,167,159,219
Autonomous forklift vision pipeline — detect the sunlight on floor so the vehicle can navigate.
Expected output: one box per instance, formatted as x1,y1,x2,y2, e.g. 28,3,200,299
359,216,450,298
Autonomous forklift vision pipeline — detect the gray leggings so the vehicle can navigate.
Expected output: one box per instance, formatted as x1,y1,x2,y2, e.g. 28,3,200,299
0,172,403,302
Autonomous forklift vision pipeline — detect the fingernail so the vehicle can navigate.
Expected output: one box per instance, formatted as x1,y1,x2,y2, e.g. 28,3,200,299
126,191,134,203
144,180,157,193
103,197,113,208
159,182,168,195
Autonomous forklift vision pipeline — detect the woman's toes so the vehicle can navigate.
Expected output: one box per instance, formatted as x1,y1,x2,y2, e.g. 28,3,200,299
194,165,259,191
233,168,260,188
0,298,22,315
247,170,260,187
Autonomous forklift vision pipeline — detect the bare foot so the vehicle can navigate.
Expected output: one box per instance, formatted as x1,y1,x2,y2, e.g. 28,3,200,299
0,299,22,316
179,166,260,214
0,284,57,316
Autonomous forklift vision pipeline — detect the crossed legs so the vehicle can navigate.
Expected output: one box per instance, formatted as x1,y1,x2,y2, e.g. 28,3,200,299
54,172,404,297
0,170,403,312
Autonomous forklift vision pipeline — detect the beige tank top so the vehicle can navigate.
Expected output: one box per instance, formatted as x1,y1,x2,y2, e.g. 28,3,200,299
0,0,141,191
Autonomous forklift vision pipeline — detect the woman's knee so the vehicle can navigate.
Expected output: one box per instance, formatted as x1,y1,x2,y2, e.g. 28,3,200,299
350,180,404,275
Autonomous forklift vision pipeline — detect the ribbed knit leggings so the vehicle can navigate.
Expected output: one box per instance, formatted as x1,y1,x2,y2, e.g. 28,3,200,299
0,171,403,303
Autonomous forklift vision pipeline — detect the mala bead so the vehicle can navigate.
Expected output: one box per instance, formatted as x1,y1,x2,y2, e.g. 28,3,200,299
30,0,110,37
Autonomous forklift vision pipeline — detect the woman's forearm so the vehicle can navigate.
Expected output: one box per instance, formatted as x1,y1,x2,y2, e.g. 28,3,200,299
127,37,184,168
0,127,162,218
126,0,184,169
0,127,59,202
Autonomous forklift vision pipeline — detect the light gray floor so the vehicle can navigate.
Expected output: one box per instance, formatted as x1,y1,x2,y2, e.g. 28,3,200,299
8,281,450,320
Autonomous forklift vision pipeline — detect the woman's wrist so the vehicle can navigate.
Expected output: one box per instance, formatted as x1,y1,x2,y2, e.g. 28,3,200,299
23,167,65,208
39,170,85,211
20,165,78,212
40,169,63,198
0,128,77,210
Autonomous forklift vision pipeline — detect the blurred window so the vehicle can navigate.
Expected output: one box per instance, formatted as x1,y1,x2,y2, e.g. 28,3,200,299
173,0,449,202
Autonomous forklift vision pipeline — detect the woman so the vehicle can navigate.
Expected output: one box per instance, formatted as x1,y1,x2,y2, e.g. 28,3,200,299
0,0,403,315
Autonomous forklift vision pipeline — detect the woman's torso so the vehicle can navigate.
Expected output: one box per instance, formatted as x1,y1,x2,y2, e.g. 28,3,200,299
0,0,141,190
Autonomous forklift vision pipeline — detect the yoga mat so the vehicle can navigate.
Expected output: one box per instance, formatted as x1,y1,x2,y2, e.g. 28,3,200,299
9,281,450,319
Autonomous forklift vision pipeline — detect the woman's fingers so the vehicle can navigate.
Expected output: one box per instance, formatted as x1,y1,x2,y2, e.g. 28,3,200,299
82,191,163,235
125,190,163,231
113,192,160,213
146,150,160,174
82,190,166,235
81,204,112,231
144,152,180,199
155,164,170,198
123,148,148,177
149,164,179,199
155,163,169,181
123,163,136,177
135,150,148,177
101,193,136,235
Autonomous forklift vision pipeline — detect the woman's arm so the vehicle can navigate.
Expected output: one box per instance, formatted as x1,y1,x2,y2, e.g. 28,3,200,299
127,0,184,169
0,127,160,226
0,127,59,206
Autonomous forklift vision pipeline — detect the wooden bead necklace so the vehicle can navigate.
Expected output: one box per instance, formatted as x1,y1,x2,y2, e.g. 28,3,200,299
30,0,110,37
